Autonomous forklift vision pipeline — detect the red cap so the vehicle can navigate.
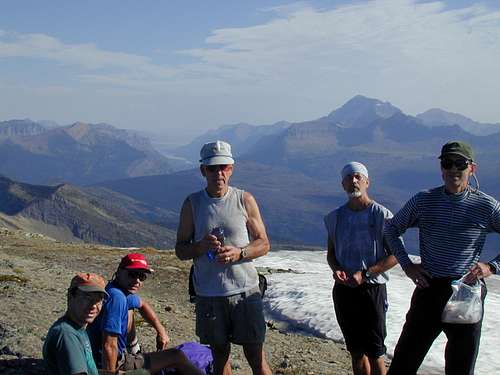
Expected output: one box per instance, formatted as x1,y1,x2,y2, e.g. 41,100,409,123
69,273,108,296
119,253,153,273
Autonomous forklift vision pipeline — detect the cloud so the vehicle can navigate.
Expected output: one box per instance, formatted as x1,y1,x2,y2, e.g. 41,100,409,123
0,31,176,77
173,0,500,120
1,0,500,127
183,1,500,80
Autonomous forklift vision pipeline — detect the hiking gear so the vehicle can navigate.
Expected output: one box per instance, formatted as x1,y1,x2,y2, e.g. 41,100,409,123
442,275,483,324
69,273,108,296
439,141,474,161
164,342,213,374
199,140,234,165
341,161,369,180
440,158,471,171
119,253,153,273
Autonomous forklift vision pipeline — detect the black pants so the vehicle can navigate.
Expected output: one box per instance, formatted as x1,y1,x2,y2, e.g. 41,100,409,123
388,278,486,375
333,282,387,358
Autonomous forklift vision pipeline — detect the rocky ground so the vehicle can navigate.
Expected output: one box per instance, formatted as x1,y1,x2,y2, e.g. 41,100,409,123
0,228,352,374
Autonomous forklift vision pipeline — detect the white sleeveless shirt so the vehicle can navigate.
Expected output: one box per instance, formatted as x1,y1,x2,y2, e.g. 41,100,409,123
189,186,259,296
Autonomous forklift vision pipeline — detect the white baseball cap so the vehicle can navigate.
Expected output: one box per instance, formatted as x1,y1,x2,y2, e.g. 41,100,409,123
199,140,235,165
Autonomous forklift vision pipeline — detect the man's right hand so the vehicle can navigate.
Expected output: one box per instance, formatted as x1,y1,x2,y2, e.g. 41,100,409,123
198,233,221,253
404,263,432,288
333,269,349,284
156,331,170,351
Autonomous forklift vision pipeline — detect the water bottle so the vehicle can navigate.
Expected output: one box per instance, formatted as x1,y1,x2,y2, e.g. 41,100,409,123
207,227,224,261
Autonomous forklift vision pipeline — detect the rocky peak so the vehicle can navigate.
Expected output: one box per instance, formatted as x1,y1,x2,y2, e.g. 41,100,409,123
327,95,401,128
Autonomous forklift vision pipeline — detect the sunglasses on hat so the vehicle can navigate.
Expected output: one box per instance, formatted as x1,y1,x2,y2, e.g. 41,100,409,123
440,158,471,171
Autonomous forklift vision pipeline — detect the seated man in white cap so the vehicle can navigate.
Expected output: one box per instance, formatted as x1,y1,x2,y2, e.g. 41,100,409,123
324,161,397,375
175,140,272,375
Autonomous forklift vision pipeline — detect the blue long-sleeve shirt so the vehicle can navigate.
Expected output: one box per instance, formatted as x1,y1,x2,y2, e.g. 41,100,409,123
384,186,500,278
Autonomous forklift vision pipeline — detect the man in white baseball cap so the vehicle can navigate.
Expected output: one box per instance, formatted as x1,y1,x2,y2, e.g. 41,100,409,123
176,140,272,375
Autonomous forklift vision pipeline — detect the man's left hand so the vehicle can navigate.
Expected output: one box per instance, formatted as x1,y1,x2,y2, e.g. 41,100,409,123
156,331,170,351
216,245,242,264
463,262,494,283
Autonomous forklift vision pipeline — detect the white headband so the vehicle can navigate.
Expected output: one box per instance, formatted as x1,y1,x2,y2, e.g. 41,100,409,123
341,161,369,180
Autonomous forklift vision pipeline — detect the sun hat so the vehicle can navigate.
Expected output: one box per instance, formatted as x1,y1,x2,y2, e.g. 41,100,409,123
69,273,108,296
118,253,153,273
439,141,474,161
199,140,234,166
341,162,369,180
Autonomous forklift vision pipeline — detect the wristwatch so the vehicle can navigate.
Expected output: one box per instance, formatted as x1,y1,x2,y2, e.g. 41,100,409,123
488,262,496,274
362,269,373,280
239,246,249,260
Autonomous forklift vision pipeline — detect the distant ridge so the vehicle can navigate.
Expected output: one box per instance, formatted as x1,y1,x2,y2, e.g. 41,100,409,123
97,95,500,254
0,120,179,185
0,175,176,247
0,119,46,137
173,121,290,162
417,108,500,136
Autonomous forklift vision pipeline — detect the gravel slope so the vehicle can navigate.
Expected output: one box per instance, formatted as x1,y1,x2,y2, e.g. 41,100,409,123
0,228,351,374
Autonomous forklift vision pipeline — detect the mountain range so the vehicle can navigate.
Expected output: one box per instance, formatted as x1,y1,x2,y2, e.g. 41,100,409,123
0,175,176,247
1,95,499,255
417,108,500,136
96,96,500,257
0,120,189,185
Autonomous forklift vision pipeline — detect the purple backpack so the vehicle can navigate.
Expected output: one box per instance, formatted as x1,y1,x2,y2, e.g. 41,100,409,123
163,342,213,374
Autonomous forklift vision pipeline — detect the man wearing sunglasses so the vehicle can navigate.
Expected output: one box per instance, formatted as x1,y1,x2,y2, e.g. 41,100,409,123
176,140,272,375
44,272,108,375
385,141,500,375
88,253,204,375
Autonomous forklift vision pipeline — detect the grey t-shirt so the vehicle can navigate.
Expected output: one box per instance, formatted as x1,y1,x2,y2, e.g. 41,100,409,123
324,201,393,284
336,206,373,274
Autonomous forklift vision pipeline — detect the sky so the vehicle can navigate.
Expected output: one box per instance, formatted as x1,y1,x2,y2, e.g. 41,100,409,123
1,0,500,143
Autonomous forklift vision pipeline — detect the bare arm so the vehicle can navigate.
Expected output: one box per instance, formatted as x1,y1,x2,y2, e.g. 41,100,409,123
326,235,349,284
367,254,398,275
137,300,170,350
175,198,219,260
217,192,270,263
242,191,270,258
102,333,119,372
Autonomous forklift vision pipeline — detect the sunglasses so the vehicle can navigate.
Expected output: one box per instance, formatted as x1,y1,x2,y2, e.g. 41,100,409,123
74,290,107,304
127,270,148,281
440,158,471,171
205,164,231,173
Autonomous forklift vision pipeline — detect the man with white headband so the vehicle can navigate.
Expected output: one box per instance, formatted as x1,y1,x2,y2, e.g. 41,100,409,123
324,161,397,375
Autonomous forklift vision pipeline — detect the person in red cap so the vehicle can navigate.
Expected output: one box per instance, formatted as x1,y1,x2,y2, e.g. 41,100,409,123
43,273,108,375
88,253,203,375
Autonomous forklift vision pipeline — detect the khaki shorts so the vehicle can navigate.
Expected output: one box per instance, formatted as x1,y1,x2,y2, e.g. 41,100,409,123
195,287,266,346
117,352,150,371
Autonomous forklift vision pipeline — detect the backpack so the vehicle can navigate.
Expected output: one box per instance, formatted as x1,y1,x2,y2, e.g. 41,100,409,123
189,265,267,301
163,342,213,374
